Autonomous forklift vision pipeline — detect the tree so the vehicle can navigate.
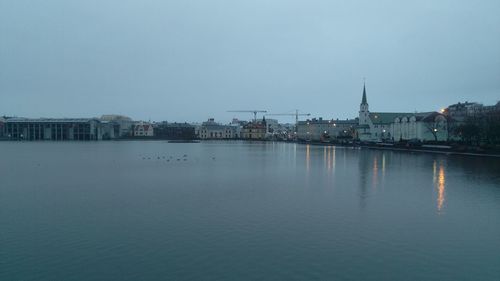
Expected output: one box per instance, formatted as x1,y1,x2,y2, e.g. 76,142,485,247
425,122,439,142
424,115,447,142
484,111,500,145
455,120,481,145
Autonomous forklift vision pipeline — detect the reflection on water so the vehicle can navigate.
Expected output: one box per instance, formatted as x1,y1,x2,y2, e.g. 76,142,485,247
331,147,335,172
323,147,327,166
358,149,370,209
322,146,336,172
432,159,447,212
382,153,386,178
1,142,499,281
305,144,310,172
438,166,446,212
433,160,437,184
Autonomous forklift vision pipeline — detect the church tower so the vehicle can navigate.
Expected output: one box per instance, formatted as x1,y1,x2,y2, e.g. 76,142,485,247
359,83,370,125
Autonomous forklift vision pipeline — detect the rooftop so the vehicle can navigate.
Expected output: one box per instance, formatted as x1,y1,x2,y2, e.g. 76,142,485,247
370,112,440,124
298,118,358,125
5,118,100,123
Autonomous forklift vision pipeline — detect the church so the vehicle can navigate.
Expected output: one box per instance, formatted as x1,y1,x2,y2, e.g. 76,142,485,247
356,84,448,142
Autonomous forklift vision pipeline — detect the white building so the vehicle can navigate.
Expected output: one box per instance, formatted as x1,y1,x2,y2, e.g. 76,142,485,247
133,122,154,137
357,84,448,142
445,101,500,122
199,118,239,139
297,118,357,141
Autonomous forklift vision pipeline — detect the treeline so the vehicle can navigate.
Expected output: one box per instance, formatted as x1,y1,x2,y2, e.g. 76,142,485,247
452,111,500,146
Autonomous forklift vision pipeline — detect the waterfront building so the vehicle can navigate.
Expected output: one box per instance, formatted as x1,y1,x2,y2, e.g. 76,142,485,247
297,118,357,141
241,117,267,140
444,101,500,122
266,121,295,140
279,123,297,140
357,84,448,142
100,114,134,137
265,118,279,135
3,118,105,141
133,122,154,137
154,122,196,140
0,117,4,138
199,118,239,139
443,101,500,143
445,102,484,122
99,121,120,140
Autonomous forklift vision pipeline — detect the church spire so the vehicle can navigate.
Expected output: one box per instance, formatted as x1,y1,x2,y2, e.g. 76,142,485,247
361,82,367,105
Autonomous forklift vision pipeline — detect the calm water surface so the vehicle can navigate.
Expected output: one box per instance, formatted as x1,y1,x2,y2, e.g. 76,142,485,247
1,141,500,281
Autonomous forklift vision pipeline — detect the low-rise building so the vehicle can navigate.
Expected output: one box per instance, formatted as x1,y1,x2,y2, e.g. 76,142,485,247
265,118,279,134
241,118,267,140
0,117,5,138
297,118,357,141
133,122,154,137
100,114,134,137
444,101,500,122
3,118,105,141
199,118,239,139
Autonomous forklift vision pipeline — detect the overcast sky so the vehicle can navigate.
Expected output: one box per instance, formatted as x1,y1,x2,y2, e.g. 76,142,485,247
1,0,499,123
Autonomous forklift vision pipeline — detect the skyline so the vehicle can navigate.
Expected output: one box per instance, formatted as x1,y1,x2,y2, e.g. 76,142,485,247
1,93,498,124
1,0,499,123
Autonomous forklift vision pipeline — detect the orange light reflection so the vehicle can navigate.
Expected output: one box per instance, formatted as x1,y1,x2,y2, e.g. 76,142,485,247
437,163,446,212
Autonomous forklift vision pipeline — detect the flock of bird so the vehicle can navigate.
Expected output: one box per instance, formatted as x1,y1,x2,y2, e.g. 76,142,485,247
140,154,216,162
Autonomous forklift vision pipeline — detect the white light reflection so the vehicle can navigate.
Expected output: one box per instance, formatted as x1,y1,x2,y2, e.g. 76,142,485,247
372,156,378,189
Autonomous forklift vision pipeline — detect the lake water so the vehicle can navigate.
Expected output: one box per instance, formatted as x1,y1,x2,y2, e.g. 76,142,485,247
1,141,500,281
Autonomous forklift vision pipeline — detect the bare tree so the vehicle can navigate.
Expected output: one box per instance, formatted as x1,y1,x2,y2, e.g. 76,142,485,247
424,122,439,142
424,115,447,142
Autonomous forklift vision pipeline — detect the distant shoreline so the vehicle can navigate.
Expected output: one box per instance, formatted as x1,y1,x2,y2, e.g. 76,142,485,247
294,141,500,158
360,145,500,158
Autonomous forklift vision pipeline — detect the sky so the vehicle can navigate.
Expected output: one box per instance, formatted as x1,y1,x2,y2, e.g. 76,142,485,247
1,0,499,123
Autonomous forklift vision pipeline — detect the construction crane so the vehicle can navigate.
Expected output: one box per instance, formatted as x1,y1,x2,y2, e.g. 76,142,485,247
265,110,311,127
227,110,267,122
